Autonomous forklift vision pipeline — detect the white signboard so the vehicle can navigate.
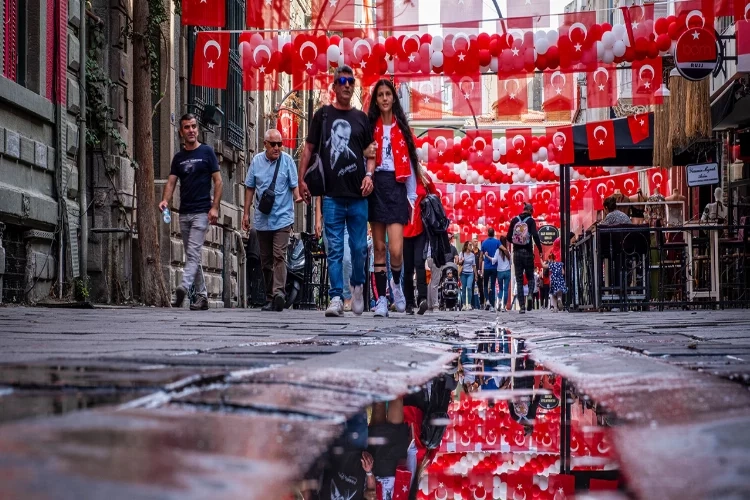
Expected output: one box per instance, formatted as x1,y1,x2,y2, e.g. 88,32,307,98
686,162,720,187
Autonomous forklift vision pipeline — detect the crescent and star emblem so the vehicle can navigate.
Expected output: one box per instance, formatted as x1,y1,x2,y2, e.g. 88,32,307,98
593,125,608,145
552,131,567,151
638,64,654,88
551,70,566,95
204,40,221,69
593,66,609,91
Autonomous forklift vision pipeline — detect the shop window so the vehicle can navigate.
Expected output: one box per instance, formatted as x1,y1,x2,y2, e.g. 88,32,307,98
1,224,26,304
3,0,27,87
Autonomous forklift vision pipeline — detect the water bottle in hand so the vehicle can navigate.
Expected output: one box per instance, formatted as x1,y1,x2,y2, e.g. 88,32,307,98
162,207,171,224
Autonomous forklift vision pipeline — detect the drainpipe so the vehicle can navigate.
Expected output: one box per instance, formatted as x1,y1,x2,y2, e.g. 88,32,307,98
78,4,88,285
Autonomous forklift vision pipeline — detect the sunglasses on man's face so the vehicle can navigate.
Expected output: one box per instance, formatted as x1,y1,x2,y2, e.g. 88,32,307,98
336,76,356,86
265,141,283,148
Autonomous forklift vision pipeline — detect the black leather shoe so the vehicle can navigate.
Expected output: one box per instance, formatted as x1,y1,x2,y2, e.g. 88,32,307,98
261,301,273,311
273,294,285,312
417,300,428,315
405,305,415,315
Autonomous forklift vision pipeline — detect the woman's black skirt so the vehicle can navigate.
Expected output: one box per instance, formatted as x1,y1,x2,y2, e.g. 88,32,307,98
368,170,409,225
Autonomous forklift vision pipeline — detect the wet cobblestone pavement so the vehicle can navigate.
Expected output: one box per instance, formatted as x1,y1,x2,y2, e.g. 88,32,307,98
1,306,749,499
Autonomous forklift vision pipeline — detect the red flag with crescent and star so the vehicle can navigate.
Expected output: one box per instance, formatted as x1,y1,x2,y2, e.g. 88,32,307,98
632,57,663,106
246,0,289,30
543,69,575,112
648,167,669,193
182,0,226,26
545,125,575,164
278,110,298,149
627,113,650,144
505,128,532,165
410,76,444,119
311,0,356,32
191,31,230,88
450,73,481,117
586,120,616,160
586,64,617,109
497,73,529,120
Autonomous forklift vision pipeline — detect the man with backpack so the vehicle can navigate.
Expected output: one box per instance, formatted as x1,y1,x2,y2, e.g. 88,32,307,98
506,203,543,314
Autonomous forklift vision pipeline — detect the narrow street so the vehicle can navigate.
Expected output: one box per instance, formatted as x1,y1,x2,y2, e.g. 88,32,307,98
1,307,749,499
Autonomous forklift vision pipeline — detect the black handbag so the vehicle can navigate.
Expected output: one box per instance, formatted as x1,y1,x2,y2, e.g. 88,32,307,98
257,157,281,215
303,107,328,197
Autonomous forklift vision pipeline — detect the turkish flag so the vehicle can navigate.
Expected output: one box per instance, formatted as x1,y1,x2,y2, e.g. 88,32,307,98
505,473,534,500
191,31,230,89
735,0,750,22
648,167,669,193
278,110,298,148
182,0,225,26
586,64,617,109
311,0,356,32
627,113,650,144
391,465,412,500
739,20,750,72
625,3,654,41
375,0,420,33
440,0,483,27
586,120,616,160
239,36,279,91
546,125,574,164
543,69,575,112
589,178,610,211
632,57,663,106
615,171,640,197
570,179,587,211
411,76,444,119
497,74,529,120
506,128,532,165
434,182,455,220
559,11,598,72
450,73,481,117
548,474,576,498
466,129,492,152
675,0,715,29
246,0,289,30
507,0,550,28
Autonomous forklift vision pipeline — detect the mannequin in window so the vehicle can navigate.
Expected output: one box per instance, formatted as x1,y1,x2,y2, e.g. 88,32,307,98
647,186,666,224
701,187,727,224
665,188,686,225
628,188,647,225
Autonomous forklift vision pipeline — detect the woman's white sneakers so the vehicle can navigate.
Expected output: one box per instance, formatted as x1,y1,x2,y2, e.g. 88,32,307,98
373,296,389,317
390,279,406,313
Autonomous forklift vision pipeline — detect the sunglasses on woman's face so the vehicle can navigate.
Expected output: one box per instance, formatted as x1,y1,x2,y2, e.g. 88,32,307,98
336,76,356,86
265,141,282,148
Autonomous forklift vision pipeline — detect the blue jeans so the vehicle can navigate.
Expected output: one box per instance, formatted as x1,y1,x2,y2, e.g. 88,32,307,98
484,268,498,306
323,197,368,299
323,227,352,300
460,273,474,307
497,270,511,308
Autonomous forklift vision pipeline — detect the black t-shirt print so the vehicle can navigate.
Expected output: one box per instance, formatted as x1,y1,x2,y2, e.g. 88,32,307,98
307,105,372,199
169,144,220,214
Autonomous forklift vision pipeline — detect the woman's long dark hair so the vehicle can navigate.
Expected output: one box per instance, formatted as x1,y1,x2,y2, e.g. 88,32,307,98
367,79,421,178
498,236,509,261
462,241,471,254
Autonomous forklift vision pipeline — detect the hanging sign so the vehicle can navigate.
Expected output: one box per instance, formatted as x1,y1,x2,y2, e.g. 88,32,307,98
538,225,560,246
674,28,720,81
686,162,720,187
539,393,560,410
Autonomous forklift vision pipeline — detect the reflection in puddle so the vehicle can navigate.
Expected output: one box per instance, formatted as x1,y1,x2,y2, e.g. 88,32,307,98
303,328,622,500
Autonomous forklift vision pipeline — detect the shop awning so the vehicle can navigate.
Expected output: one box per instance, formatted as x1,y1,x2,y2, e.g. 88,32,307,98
712,80,750,131
571,113,654,167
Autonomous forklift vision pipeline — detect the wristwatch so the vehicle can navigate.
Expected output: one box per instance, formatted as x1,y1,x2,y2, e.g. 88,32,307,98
365,172,373,178
366,471,374,476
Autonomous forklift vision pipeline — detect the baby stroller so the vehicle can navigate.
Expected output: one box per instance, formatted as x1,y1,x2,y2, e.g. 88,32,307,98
439,263,460,310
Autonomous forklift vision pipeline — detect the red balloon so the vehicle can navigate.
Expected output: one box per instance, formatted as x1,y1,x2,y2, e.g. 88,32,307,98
624,46,636,62
545,45,560,69
479,49,492,67
477,32,490,49
489,37,500,57
420,33,432,44
384,36,398,55
535,54,548,70
599,23,612,36
667,21,680,40
647,41,659,59
635,37,649,58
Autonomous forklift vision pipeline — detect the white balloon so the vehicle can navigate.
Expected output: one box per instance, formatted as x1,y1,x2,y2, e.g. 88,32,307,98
471,170,480,183
546,28,559,45
326,44,340,63
493,476,502,487
499,143,507,156
535,38,549,55
572,170,580,180
612,23,627,41
532,152,539,162
512,173,519,183
492,138,501,149
430,51,444,68
480,64,490,73
596,40,605,60
538,147,548,161
602,49,615,64
534,29,547,42
601,31,615,49
460,170,468,180
554,166,560,176
489,56,498,72
387,57,395,73
478,175,485,184
613,39,626,57
454,164,462,173
432,35,444,51
493,150,501,162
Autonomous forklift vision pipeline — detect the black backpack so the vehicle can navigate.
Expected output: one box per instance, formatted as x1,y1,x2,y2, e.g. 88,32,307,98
419,375,455,449
420,194,450,233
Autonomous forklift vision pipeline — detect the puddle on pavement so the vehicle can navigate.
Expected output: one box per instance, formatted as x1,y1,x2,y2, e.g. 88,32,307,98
299,328,624,500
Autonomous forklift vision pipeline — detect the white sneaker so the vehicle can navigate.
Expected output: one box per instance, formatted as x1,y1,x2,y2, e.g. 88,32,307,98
373,297,389,317
325,297,344,317
351,285,364,316
489,306,496,312
390,279,406,313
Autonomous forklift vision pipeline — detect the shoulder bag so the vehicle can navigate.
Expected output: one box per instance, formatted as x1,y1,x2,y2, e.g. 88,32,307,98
257,157,281,215
303,106,328,197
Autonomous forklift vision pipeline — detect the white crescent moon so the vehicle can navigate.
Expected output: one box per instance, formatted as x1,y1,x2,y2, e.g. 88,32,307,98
461,190,471,201
597,441,611,454
352,39,372,60
745,2,750,21
512,134,527,148
504,78,519,93
514,191,525,201
570,185,579,197
593,125,608,139
419,80,435,95
639,64,654,82
551,70,566,87
485,433,497,446
299,41,318,60
623,178,635,192
542,189,552,200
606,179,616,190
514,434,525,446
541,434,553,447
435,487,449,500
571,438,579,452
204,39,222,59
452,31,471,51
474,488,487,500
513,487,527,500
653,172,663,184
238,41,251,67
597,183,607,195
434,135,448,149
253,44,271,65
634,4,645,21
401,34,420,54
505,29,524,48
685,9,705,28
593,66,609,84
486,191,497,203
552,131,567,146
569,22,588,40
459,76,476,93
473,136,487,150
460,434,472,446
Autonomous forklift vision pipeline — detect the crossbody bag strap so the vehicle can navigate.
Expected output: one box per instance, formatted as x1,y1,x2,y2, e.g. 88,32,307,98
317,106,329,154
268,156,281,189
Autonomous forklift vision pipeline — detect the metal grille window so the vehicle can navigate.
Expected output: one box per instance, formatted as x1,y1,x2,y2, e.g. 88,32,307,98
222,0,245,150
187,26,218,132
1,225,26,304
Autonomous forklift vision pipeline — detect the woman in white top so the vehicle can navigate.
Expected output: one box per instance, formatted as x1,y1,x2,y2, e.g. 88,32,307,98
458,241,476,310
489,235,512,311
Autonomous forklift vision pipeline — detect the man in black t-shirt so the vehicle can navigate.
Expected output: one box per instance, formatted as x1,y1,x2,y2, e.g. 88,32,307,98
299,65,376,318
160,113,223,310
